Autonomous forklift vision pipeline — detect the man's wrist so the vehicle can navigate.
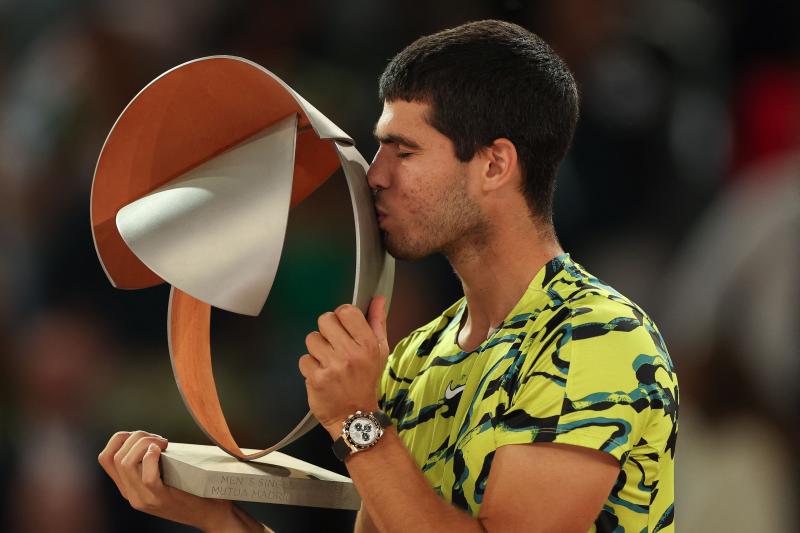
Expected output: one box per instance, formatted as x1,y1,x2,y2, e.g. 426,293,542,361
325,423,343,441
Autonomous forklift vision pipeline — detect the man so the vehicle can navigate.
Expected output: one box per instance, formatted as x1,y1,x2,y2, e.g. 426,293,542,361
99,20,678,532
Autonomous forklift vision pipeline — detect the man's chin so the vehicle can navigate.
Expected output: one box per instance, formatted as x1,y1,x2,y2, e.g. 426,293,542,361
382,233,429,261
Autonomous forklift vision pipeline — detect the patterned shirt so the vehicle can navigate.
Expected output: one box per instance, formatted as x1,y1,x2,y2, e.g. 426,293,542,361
379,254,678,532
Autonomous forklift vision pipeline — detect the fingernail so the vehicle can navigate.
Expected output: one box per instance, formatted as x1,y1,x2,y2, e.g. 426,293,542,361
148,443,158,452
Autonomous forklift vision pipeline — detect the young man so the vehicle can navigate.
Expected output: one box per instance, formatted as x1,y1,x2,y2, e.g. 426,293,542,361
99,20,678,532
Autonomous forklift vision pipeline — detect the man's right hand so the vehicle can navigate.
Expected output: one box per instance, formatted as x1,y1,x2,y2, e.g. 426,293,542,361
98,431,266,532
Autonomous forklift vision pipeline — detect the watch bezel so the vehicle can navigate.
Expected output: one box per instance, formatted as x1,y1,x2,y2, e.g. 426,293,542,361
341,410,385,452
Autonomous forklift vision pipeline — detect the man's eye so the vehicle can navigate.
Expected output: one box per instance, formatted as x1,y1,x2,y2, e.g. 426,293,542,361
397,152,412,159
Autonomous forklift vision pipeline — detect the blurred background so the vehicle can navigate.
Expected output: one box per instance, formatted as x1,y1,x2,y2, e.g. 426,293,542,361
0,0,798,531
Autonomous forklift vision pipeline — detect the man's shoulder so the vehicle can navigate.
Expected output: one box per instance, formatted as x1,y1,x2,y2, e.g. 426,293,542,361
521,257,673,371
544,256,649,317
506,259,678,467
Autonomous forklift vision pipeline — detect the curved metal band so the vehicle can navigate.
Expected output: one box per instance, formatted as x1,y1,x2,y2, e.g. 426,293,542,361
91,56,349,291
167,287,319,460
167,141,395,461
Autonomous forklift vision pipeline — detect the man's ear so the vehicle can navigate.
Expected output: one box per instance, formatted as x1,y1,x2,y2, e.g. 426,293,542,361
480,138,519,192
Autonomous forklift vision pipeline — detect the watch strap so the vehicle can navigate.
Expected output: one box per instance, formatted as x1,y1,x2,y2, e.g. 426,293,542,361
332,435,353,461
374,410,391,429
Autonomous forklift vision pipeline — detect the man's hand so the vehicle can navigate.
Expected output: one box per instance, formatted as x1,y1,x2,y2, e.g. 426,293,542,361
98,431,265,532
298,296,390,438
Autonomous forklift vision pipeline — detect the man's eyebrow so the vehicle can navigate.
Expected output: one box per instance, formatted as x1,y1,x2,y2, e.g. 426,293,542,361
372,131,421,149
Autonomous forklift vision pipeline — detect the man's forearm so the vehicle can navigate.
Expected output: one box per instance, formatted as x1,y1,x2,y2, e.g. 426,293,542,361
343,428,484,533
203,503,275,533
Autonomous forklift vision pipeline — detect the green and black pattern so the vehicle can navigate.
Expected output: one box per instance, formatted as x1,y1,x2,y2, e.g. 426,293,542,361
379,254,678,532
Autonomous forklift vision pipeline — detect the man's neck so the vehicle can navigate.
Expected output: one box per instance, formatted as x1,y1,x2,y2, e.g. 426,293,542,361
448,223,563,352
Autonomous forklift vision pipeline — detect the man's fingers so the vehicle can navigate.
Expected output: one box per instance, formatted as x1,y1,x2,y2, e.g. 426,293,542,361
367,296,389,354
319,311,361,353
114,430,163,466
116,435,168,505
298,353,323,383
118,435,167,485
122,435,167,469
98,431,132,493
102,431,166,502
305,331,335,366
334,304,377,348
141,443,164,490
99,430,132,471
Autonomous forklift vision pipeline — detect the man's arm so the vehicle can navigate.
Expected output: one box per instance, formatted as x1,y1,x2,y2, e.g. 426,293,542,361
353,505,379,533
346,428,617,532
302,299,619,533
478,442,619,531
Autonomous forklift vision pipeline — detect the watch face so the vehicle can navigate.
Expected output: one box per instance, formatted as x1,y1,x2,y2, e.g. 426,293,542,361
347,416,378,447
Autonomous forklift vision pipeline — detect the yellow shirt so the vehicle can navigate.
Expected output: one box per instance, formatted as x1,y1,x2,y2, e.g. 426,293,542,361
379,254,678,532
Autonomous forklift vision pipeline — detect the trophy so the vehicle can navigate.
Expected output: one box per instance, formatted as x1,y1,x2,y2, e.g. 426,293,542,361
90,56,395,510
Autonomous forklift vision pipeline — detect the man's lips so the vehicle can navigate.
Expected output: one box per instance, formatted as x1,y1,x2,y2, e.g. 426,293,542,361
375,205,389,224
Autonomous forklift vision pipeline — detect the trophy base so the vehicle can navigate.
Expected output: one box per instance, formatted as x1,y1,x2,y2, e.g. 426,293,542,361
160,443,361,510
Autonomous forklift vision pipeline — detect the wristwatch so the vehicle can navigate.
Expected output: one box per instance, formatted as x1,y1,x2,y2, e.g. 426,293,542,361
332,410,392,461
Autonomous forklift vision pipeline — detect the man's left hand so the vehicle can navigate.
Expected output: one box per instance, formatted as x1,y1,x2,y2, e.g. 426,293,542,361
298,296,390,439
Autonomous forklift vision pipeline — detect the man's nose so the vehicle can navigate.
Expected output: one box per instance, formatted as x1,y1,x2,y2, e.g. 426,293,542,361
367,147,390,191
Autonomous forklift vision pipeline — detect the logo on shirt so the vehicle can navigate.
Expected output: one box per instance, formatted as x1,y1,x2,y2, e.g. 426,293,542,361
444,381,466,400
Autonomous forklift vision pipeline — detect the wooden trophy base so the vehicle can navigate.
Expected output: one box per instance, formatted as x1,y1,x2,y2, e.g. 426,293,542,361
160,443,361,510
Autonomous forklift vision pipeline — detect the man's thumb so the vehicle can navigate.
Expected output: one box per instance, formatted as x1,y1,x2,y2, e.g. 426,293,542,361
367,296,388,348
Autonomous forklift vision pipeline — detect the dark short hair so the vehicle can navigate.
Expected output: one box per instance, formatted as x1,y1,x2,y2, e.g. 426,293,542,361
379,19,579,225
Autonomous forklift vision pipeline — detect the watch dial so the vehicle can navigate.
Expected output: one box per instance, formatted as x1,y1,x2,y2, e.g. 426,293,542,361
348,417,376,446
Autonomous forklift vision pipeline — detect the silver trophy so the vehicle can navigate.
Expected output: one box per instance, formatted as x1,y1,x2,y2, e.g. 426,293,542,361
90,56,394,510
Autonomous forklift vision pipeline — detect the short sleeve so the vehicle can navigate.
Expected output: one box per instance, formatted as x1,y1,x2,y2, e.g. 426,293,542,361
494,303,675,464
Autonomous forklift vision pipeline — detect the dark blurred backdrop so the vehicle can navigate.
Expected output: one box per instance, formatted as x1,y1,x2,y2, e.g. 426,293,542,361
0,1,798,531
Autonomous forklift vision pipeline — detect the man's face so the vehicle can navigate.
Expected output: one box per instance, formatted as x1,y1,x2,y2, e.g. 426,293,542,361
367,100,487,260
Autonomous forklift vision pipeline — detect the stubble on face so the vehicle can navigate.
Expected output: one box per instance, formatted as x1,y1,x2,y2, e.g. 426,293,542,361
381,167,489,261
